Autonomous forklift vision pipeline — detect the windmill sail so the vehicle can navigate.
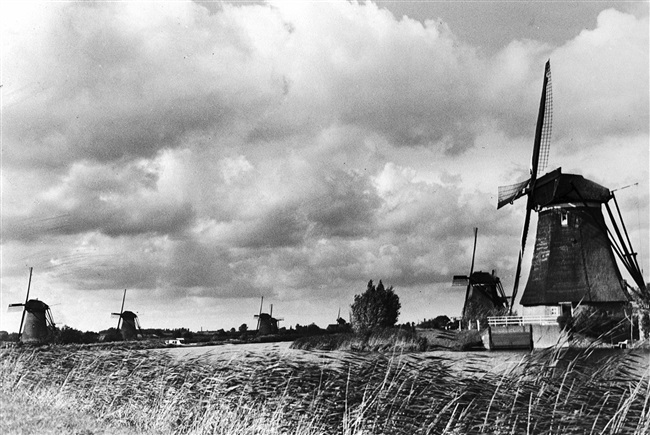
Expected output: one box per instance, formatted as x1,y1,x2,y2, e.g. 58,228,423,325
534,61,552,178
462,228,479,318
255,296,264,331
497,60,553,312
117,289,127,329
497,179,530,209
19,267,33,335
452,276,470,287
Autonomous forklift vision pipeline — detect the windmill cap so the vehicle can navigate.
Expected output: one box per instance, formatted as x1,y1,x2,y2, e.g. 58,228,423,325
120,310,138,320
532,169,611,207
470,271,500,284
25,299,50,311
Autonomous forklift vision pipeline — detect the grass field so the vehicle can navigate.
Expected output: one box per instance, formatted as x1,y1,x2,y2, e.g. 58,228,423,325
1,343,649,434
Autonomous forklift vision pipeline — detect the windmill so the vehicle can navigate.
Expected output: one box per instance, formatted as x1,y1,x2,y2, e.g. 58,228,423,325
111,289,141,340
7,267,56,344
497,60,645,319
327,307,350,332
452,228,508,322
253,297,283,335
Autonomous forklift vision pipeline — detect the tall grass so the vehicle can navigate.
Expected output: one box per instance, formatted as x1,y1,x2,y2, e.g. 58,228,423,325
290,329,427,352
1,345,648,434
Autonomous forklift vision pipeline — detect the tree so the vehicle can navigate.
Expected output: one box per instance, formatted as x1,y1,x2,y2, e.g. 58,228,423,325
239,323,248,333
418,315,452,330
351,280,401,332
57,326,99,344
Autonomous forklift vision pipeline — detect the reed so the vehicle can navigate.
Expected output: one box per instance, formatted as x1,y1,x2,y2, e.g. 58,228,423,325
1,345,648,434
290,328,427,352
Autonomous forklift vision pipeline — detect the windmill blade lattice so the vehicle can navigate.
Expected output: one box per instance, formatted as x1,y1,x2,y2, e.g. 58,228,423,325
452,276,470,287
497,179,530,209
535,63,552,177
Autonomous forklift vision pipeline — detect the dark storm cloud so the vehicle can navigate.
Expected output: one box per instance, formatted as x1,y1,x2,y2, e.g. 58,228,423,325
234,205,309,249
306,170,381,239
2,161,196,241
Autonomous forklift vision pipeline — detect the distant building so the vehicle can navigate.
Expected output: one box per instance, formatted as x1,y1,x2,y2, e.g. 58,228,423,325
165,338,185,346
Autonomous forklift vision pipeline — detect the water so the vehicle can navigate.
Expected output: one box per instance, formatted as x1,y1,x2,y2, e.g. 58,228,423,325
160,341,649,377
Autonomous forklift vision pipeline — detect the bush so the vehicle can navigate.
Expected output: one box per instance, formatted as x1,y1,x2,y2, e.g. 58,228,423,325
351,280,401,333
58,326,99,344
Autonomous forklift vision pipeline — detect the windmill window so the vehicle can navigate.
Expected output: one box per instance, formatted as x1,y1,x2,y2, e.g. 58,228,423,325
560,210,569,227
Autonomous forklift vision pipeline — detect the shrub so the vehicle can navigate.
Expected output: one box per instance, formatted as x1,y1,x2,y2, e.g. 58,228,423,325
351,280,400,333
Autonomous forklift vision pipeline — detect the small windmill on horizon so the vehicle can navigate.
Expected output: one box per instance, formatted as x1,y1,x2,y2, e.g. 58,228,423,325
254,296,283,335
452,228,509,323
111,289,141,340
7,267,57,344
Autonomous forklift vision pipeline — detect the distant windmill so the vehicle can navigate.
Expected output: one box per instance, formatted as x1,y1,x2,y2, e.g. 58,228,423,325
327,307,349,332
111,289,141,340
253,297,283,335
452,228,508,321
497,60,645,318
7,267,56,344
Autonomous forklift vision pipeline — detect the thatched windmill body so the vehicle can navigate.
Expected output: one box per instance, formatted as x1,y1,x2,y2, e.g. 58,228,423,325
498,61,646,318
7,268,56,344
452,228,509,322
111,289,141,340
254,297,283,335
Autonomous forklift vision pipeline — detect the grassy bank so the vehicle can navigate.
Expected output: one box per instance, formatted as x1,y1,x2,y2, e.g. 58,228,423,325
1,345,648,434
290,328,484,352
290,328,427,352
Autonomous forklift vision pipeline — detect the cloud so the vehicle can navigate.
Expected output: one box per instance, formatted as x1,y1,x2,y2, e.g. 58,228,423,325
3,0,546,170
3,1,288,168
3,160,195,241
552,9,649,141
1,1,646,332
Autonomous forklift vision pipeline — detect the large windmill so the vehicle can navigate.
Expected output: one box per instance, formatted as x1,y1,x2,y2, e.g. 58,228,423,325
254,297,283,336
452,228,509,322
7,267,57,344
111,289,141,340
497,60,646,319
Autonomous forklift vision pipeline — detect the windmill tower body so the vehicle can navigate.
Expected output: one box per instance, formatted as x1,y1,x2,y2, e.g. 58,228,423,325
520,171,628,316
463,272,508,319
118,311,140,340
256,313,279,335
21,300,55,344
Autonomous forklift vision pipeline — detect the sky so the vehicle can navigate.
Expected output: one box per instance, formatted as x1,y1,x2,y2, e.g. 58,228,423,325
1,0,648,333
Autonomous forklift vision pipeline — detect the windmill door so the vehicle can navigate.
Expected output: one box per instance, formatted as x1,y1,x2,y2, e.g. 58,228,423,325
560,302,573,318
